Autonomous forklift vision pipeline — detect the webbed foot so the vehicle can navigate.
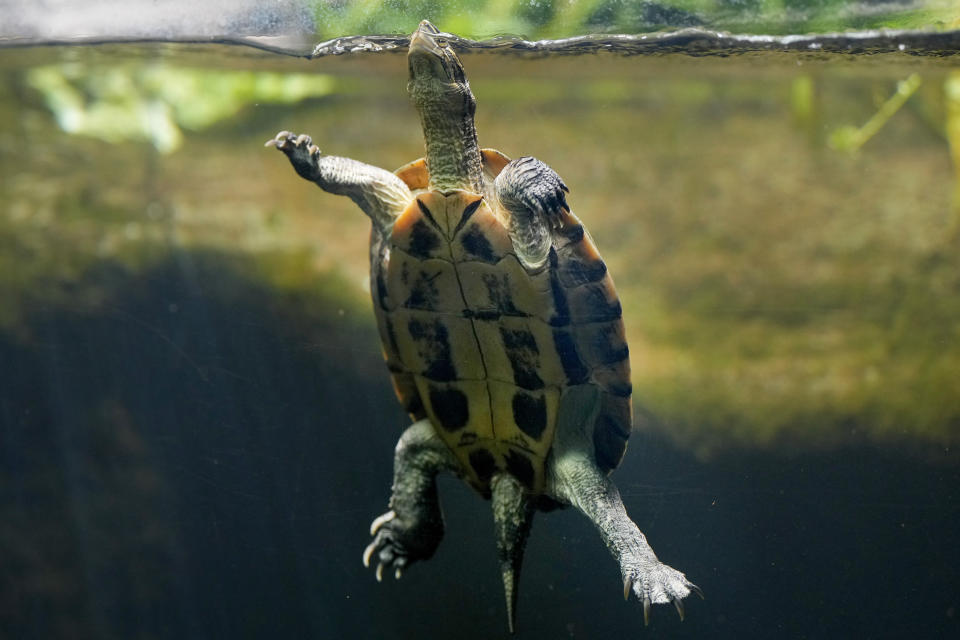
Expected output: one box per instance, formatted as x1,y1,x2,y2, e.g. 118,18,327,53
494,156,570,229
362,420,456,583
493,156,572,270
362,507,444,581
622,560,702,625
265,131,322,182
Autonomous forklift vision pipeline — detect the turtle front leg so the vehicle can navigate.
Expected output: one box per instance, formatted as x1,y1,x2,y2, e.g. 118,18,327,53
492,156,570,271
363,419,459,581
266,131,412,230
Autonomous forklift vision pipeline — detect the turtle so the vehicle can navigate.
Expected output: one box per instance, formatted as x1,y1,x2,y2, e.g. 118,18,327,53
266,19,700,633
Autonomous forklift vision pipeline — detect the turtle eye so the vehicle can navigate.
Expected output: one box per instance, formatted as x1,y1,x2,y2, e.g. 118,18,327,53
436,38,448,48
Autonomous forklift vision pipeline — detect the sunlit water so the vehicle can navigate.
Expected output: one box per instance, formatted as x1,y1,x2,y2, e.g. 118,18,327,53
1,34,958,639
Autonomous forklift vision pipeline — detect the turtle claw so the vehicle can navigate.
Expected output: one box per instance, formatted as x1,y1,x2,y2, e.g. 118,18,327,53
362,507,443,584
623,559,700,626
369,510,396,536
267,130,323,181
362,539,377,568
673,596,685,621
265,130,294,148
394,557,408,580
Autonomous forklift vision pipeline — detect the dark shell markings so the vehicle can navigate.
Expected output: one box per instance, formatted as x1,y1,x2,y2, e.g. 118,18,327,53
374,188,631,494
268,19,698,634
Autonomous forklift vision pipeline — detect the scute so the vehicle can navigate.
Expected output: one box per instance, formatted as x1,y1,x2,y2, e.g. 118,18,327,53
371,159,631,495
593,393,632,472
552,209,632,473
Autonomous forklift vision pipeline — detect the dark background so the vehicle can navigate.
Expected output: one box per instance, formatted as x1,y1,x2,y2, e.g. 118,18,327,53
2,250,957,639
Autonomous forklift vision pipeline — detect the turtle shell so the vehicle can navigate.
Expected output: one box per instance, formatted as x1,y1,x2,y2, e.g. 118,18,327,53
369,152,631,495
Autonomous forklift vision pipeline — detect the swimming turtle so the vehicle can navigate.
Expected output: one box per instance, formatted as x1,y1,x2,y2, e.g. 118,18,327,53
267,19,699,632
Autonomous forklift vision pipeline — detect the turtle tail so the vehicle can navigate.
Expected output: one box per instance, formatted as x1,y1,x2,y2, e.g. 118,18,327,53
491,473,536,634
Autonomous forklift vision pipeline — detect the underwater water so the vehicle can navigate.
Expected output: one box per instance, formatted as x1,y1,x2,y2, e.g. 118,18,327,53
2,29,960,640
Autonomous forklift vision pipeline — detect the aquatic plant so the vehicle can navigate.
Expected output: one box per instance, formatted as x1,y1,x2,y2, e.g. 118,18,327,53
309,0,960,38
27,63,336,153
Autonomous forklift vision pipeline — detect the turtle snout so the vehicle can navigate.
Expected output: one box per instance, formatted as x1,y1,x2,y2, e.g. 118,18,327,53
417,20,440,35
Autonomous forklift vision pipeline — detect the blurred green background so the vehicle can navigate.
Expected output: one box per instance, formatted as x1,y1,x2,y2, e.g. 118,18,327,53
4,44,959,460
308,0,960,38
2,10,960,634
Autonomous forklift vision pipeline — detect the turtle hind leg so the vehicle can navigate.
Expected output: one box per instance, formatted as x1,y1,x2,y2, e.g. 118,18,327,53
363,419,458,581
550,454,700,625
491,473,536,634
546,386,700,625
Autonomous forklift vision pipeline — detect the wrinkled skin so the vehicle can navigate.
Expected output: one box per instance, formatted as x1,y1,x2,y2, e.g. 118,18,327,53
267,19,700,634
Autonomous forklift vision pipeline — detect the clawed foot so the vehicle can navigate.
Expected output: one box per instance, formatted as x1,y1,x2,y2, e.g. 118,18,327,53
265,131,322,181
361,509,443,582
622,561,703,626
496,156,570,230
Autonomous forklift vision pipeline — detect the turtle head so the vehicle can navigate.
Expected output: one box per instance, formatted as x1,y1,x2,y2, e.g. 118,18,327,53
407,20,472,108
407,20,483,193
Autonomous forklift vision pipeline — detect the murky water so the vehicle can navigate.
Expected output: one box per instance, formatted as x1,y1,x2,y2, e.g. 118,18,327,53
1,33,959,639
